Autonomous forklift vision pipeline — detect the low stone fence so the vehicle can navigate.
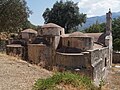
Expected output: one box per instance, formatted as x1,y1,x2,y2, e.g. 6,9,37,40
0,40,8,52
6,44,23,59
113,51,120,63
55,52,93,79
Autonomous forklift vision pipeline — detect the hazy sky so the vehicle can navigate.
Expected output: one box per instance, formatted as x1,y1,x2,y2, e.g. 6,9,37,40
26,0,120,25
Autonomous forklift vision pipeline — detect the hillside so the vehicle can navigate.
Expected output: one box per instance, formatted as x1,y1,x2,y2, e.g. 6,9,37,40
0,53,52,90
0,53,120,90
81,12,120,29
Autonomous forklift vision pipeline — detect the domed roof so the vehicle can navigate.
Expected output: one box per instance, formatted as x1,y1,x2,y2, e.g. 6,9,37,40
42,23,62,28
21,29,37,34
69,32,87,37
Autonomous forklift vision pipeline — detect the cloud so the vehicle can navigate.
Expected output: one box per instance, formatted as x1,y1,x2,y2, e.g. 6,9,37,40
77,0,120,17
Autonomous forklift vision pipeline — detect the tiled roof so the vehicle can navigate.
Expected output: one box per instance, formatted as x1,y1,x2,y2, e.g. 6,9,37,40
21,29,37,34
85,33,106,45
61,34,70,37
93,43,103,49
42,23,62,28
85,33,102,41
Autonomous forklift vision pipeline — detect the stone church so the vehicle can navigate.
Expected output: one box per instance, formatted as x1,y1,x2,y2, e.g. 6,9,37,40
6,10,112,85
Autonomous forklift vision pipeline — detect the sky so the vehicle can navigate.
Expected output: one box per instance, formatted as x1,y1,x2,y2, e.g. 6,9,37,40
26,0,120,25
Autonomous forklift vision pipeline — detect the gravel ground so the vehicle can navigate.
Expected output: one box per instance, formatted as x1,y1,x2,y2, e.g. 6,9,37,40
0,53,52,90
102,64,120,90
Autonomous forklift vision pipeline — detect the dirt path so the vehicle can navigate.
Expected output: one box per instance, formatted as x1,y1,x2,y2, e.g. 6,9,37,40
0,53,52,90
103,64,120,90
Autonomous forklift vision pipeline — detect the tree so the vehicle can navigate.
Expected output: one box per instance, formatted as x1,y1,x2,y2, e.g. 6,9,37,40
43,0,86,33
21,20,37,30
84,21,105,33
112,17,120,51
0,0,32,33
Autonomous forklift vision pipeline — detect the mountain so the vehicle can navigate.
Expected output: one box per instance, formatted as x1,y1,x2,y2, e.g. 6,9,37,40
81,12,120,29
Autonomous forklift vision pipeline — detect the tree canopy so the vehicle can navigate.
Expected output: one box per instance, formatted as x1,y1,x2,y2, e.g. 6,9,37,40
21,20,37,30
0,0,32,33
112,17,120,51
43,0,86,33
84,21,105,33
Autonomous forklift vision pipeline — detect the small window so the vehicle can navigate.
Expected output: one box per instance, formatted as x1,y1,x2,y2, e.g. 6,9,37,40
40,29,43,34
85,39,90,46
60,31,62,35
67,40,70,47
105,58,107,67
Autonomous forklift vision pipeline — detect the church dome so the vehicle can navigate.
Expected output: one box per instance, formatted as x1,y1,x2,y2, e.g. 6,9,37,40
42,23,62,28
21,29,37,34
69,32,87,37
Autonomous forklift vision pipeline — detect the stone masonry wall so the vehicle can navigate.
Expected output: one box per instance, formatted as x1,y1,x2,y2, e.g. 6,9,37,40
61,37,93,51
89,47,109,85
39,27,64,36
28,44,50,67
113,52,120,63
6,46,23,58
55,52,93,78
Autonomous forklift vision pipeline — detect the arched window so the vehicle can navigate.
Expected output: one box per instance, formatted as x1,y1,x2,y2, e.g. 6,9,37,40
67,40,70,47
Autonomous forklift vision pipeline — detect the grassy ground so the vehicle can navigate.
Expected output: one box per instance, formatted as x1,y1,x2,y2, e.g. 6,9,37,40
32,72,98,90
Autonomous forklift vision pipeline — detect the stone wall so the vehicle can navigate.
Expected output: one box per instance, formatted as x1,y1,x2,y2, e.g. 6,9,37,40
21,32,37,42
113,52,120,63
38,27,65,36
55,47,109,85
61,37,93,51
21,32,29,39
55,52,93,78
88,47,109,85
6,45,23,58
28,44,50,67
55,52,85,68
0,40,8,51
54,36,60,49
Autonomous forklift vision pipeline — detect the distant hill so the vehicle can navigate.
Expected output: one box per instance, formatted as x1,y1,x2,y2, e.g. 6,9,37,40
81,12,120,29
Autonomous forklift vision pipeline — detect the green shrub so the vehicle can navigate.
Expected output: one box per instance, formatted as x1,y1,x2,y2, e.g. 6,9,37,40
32,72,98,90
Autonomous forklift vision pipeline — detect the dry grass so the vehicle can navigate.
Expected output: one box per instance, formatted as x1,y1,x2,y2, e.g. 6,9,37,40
102,64,120,90
0,53,52,90
56,83,86,90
